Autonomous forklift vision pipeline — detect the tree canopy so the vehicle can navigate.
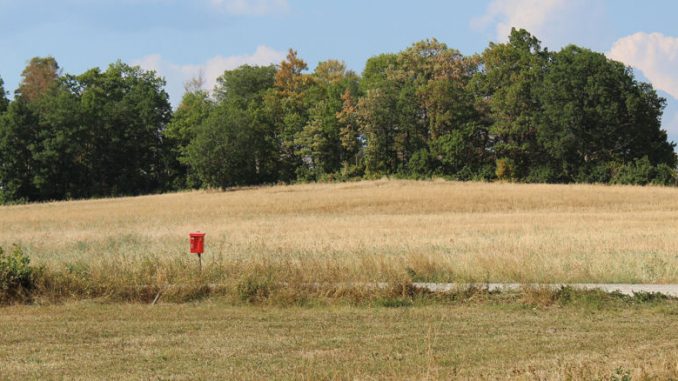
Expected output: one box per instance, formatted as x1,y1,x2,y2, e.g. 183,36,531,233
0,60,172,202
1,29,676,203
0,76,8,113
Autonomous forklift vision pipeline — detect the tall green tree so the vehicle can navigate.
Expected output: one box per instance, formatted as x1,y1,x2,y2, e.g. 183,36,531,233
0,99,39,202
474,28,550,180
164,77,214,189
358,40,488,176
0,76,8,113
295,60,360,178
217,65,279,182
397,39,489,176
186,105,258,187
187,65,278,188
76,62,172,196
28,76,89,200
356,53,405,174
540,46,676,181
0,57,68,202
1,60,173,202
360,53,398,91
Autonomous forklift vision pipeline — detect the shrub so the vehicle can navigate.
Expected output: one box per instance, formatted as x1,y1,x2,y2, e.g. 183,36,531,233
607,157,678,186
453,165,476,181
652,163,678,185
0,245,35,303
577,162,616,184
495,158,515,181
472,164,496,181
407,149,433,177
338,162,365,180
612,156,655,185
525,164,558,183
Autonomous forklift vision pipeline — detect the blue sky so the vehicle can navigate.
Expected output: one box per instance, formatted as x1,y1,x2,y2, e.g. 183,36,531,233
2,0,678,142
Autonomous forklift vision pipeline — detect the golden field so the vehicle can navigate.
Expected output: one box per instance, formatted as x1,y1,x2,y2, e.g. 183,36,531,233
1,179,677,285
2,180,678,380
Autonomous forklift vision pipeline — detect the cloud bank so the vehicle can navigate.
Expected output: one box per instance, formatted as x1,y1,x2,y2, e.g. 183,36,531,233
210,0,288,15
472,0,571,41
608,32,678,100
133,45,285,104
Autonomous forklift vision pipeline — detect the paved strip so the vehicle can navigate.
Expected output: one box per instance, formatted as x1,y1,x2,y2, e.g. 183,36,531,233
412,283,678,297
146,282,678,298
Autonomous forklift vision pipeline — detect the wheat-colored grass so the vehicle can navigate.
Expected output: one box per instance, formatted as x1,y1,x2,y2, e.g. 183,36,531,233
1,302,676,380
2,179,678,284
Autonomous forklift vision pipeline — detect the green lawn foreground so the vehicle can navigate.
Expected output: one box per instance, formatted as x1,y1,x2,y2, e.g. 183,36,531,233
1,301,676,380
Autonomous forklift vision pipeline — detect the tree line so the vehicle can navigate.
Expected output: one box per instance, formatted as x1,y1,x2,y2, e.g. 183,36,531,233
1,29,676,203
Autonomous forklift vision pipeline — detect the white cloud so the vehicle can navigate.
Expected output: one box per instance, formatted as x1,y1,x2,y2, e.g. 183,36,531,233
210,0,288,15
608,32,678,100
471,0,605,49
472,0,570,41
662,106,678,142
133,45,285,105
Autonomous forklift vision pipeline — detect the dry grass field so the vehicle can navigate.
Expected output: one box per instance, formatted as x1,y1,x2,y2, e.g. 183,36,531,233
2,180,678,379
1,301,677,380
1,179,677,290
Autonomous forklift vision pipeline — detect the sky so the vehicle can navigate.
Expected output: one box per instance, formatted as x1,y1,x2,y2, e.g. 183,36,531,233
1,0,678,142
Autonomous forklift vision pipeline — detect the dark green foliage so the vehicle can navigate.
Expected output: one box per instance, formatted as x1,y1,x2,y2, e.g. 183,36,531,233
294,60,361,180
0,245,35,303
407,149,433,177
0,99,40,202
164,88,213,189
1,30,677,203
186,65,278,188
360,54,398,92
474,29,549,179
77,62,172,197
653,163,678,185
0,59,172,202
0,76,8,113
540,45,676,181
611,157,678,186
186,105,260,187
525,165,559,184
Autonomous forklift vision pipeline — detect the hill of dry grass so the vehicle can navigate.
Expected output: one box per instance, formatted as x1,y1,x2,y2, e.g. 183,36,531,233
1,179,677,299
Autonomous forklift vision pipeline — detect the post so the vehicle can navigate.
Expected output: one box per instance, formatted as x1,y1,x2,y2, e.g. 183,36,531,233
198,253,202,273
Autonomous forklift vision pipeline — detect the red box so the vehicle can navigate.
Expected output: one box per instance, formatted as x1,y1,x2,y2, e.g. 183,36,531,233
189,232,206,254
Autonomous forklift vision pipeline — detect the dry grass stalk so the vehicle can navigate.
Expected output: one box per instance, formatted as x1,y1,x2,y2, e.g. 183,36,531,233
2,179,677,295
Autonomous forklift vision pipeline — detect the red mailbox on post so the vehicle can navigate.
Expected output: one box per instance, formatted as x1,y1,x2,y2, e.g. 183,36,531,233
189,232,206,254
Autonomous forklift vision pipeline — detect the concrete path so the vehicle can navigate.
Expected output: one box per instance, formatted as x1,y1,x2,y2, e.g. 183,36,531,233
412,283,678,297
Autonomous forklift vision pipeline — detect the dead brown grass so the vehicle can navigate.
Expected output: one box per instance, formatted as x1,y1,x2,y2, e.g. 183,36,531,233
0,301,676,380
2,179,678,286
3,181,678,378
